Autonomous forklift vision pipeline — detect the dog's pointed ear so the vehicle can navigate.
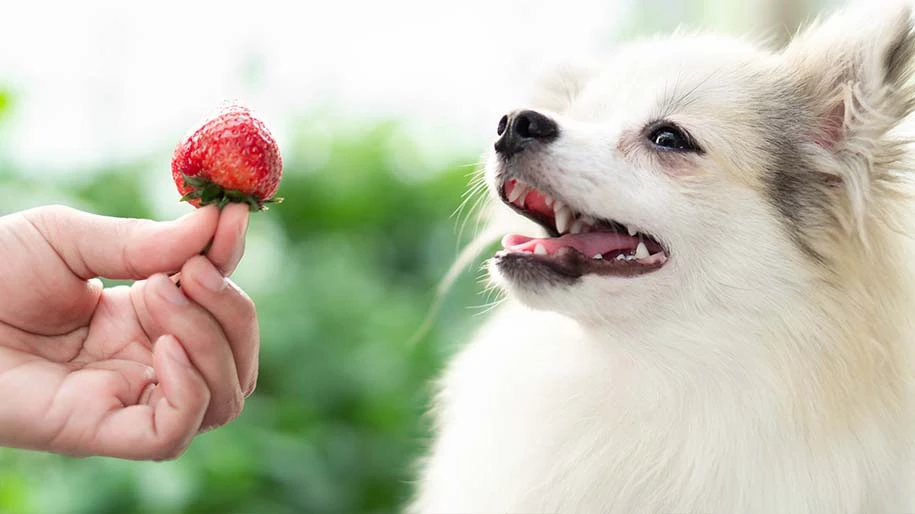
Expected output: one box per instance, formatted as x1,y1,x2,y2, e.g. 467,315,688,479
782,2,915,149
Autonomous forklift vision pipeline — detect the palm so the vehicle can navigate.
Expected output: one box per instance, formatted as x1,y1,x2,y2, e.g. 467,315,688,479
7,282,168,449
0,204,258,460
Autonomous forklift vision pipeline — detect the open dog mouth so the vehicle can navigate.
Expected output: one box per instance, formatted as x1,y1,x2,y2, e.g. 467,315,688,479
496,178,669,278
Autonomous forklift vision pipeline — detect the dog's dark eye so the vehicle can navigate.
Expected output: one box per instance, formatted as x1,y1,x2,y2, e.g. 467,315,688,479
647,123,699,152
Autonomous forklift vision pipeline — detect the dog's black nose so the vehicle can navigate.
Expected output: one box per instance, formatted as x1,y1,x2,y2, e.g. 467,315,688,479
494,110,558,158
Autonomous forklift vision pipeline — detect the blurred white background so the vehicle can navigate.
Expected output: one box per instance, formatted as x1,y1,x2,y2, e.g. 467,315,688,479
0,0,836,174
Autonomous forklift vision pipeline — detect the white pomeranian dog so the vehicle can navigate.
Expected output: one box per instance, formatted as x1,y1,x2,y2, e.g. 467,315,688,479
409,1,915,512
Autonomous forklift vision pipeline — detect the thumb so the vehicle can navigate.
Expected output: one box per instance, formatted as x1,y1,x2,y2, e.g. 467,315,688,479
24,205,220,280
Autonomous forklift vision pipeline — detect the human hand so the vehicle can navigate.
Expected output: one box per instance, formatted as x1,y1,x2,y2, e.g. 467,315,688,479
0,203,259,460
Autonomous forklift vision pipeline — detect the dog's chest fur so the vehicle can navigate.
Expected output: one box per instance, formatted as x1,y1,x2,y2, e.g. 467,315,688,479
412,303,915,513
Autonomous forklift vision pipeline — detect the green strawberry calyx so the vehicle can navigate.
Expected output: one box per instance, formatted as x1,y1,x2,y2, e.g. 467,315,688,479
180,174,283,211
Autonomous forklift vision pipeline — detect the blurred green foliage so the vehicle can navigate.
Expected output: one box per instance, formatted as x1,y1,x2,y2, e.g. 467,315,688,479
0,108,491,513
0,90,8,118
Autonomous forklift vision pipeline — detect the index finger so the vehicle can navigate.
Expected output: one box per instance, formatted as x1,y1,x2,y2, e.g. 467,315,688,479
204,203,250,276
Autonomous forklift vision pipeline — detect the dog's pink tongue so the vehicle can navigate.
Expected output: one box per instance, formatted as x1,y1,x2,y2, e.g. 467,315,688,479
502,232,638,256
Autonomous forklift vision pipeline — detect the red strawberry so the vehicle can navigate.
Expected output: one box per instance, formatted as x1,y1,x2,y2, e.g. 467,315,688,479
172,104,283,211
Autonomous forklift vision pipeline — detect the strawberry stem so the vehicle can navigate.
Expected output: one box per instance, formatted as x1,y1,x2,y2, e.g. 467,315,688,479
180,174,282,211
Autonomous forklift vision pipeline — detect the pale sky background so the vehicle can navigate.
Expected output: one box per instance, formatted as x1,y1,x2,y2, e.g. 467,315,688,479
0,0,837,176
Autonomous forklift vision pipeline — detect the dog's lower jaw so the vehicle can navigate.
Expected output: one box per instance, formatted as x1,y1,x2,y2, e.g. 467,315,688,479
487,256,674,325
408,295,915,514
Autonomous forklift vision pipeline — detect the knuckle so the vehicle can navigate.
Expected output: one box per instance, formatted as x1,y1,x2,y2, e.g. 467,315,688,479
228,284,260,338
201,392,245,431
37,203,76,219
118,219,152,279
22,204,73,234
233,284,258,319
216,391,245,426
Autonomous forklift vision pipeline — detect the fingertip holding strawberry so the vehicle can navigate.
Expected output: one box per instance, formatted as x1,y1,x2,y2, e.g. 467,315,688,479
171,103,284,212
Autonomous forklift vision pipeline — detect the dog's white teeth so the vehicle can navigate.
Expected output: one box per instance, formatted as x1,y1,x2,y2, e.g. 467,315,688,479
552,199,566,215
615,254,627,261
570,219,584,234
555,205,573,234
592,253,603,260
627,225,638,237
634,241,650,259
508,182,528,204
543,194,554,207
646,251,668,265
534,244,548,256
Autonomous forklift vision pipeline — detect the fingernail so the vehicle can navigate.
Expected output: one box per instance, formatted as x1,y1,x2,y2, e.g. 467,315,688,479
163,336,192,367
199,261,227,292
156,275,189,306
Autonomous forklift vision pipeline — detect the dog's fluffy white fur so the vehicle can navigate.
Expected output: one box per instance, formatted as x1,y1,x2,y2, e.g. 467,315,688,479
410,2,915,512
